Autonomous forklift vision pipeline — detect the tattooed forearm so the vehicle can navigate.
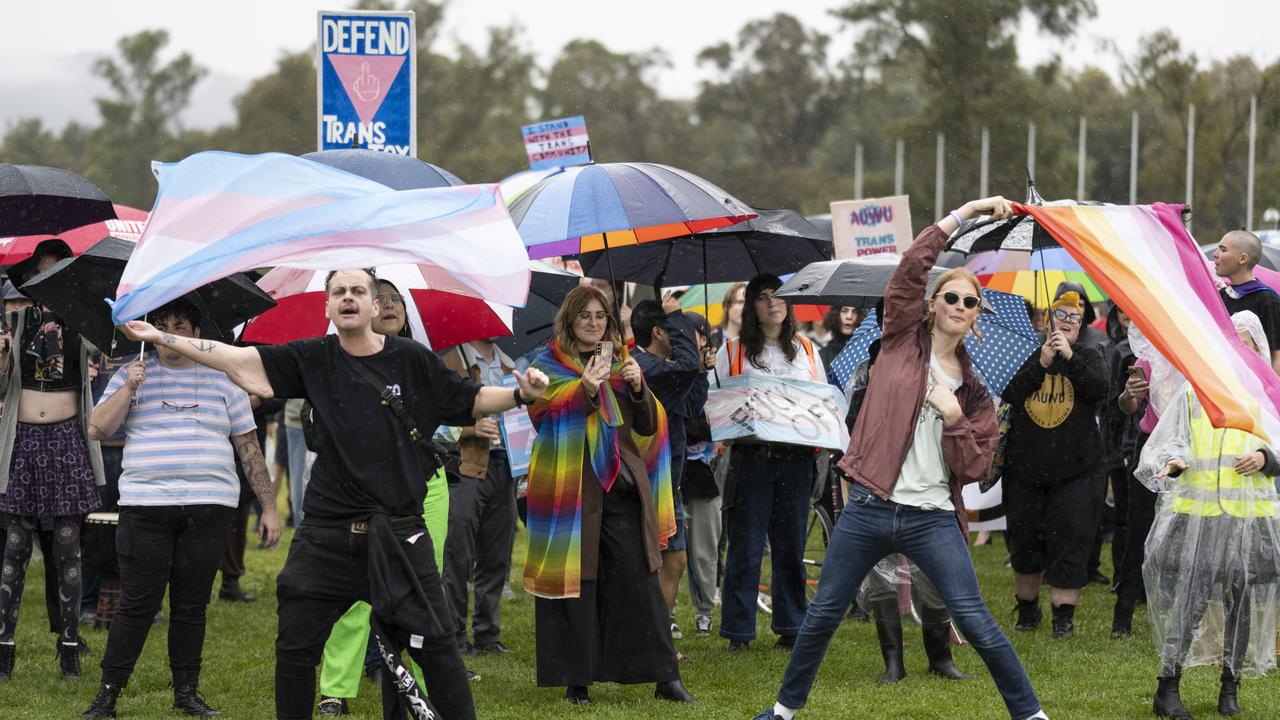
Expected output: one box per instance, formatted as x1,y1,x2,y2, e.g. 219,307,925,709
187,339,218,354
162,333,176,345
232,432,275,509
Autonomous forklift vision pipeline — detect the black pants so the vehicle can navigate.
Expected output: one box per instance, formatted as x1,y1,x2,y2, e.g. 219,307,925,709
533,483,680,687
0,515,82,644
100,505,232,687
444,452,516,647
275,522,475,720
1115,473,1158,607
219,496,253,580
1109,463,1131,581
80,445,124,615
1005,469,1102,589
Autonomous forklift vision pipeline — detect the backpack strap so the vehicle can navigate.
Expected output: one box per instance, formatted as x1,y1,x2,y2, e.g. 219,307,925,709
795,334,818,380
727,338,744,377
339,350,449,477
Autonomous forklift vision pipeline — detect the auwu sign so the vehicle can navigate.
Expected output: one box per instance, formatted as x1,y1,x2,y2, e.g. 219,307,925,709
317,10,416,156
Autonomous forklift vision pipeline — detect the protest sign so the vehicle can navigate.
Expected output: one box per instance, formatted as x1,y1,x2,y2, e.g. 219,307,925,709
499,374,536,477
521,116,591,170
706,375,849,451
316,10,416,155
830,195,913,259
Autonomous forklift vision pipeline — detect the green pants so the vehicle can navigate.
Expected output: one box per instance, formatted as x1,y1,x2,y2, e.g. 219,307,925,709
318,468,450,699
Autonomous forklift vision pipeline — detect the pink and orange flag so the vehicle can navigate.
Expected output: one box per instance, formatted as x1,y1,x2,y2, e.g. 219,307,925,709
1017,202,1280,443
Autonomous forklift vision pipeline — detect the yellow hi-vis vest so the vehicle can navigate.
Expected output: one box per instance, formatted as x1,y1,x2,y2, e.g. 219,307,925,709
1173,390,1277,519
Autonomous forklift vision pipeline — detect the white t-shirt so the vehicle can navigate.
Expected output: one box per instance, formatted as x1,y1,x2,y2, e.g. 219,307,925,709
715,336,824,381
889,354,961,510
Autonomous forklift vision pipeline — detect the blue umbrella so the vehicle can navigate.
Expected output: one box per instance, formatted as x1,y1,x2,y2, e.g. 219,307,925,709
301,149,464,189
829,288,1039,397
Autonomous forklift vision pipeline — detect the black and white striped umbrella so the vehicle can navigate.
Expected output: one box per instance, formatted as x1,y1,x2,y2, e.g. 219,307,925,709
946,182,1085,254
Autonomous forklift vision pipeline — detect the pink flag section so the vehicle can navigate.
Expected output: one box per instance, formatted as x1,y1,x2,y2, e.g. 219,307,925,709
1017,202,1280,443
328,54,406,125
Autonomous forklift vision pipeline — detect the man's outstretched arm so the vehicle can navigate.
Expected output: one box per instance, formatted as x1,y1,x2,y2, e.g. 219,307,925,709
119,320,274,398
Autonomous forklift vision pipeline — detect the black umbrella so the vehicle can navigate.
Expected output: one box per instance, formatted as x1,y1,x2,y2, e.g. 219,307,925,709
301,150,464,189
776,255,949,308
577,208,832,286
0,164,116,236
21,236,276,355
493,262,581,359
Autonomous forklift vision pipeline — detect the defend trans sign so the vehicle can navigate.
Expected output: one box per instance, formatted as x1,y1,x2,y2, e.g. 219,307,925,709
521,116,591,170
316,10,416,155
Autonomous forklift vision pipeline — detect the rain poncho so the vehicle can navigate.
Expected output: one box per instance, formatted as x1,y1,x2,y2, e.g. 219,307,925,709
857,554,947,625
1137,311,1280,677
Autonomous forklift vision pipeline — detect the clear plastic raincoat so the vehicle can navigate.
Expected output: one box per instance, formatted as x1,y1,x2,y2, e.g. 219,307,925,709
1136,312,1280,677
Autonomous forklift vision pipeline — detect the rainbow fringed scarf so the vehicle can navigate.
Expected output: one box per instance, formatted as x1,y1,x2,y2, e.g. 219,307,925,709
522,339,674,599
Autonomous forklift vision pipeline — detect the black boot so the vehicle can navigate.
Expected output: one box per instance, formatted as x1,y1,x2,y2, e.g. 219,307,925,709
58,640,82,679
1111,600,1133,639
173,673,221,717
1153,674,1192,719
218,577,256,603
1014,596,1042,632
81,683,122,719
874,620,906,683
922,621,972,680
1218,668,1240,717
655,678,695,702
1051,603,1076,639
0,642,13,679
565,685,591,705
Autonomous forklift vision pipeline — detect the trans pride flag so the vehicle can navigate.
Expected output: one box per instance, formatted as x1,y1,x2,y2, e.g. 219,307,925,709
111,151,530,324
1018,202,1280,443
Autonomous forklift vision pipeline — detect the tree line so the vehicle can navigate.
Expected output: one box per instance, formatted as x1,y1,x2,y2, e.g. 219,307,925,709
3,0,1278,240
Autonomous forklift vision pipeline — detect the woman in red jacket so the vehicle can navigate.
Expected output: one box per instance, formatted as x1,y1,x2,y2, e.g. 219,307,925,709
753,197,1048,720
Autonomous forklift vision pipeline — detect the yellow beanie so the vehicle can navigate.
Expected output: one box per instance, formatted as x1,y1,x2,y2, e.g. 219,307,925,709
1051,291,1083,314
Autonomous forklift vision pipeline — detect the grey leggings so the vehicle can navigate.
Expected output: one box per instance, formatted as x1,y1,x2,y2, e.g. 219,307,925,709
0,515,82,644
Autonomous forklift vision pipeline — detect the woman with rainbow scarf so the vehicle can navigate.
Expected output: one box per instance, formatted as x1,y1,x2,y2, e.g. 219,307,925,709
524,284,693,707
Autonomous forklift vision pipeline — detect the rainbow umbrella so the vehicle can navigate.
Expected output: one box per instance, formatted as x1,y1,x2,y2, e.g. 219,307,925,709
680,282,732,326
979,270,1108,308
508,163,755,260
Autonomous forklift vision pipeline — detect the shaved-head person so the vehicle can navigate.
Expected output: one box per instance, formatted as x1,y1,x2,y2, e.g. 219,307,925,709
1215,230,1280,373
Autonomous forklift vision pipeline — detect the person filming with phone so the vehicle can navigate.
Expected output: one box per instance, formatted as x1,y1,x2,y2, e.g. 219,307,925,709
1000,289,1109,640
523,284,692,707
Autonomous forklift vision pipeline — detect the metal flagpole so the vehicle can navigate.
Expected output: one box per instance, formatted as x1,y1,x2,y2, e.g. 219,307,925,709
1077,117,1087,200
1027,122,1037,183
1247,95,1257,230
854,143,864,200
979,127,990,198
1129,111,1139,205
1186,104,1196,232
935,133,945,219
894,138,905,196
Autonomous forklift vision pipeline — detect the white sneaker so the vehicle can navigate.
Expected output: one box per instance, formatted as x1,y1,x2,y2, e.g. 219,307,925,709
670,618,683,640
695,614,712,635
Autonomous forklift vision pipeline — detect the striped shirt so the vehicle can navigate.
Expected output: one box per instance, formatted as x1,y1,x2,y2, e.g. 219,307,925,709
98,357,256,508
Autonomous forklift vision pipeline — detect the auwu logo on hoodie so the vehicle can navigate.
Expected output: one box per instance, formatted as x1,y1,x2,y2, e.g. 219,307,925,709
1025,375,1074,429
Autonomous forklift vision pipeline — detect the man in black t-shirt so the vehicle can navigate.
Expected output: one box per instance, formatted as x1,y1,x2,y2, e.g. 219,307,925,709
120,268,548,720
1214,229,1280,374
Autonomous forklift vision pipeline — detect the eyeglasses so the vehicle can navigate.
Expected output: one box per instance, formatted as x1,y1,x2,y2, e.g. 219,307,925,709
376,293,404,307
160,383,199,414
1052,308,1083,324
941,291,980,310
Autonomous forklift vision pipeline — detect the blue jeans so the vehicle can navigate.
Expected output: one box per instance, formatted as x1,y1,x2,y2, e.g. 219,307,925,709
719,445,813,641
776,485,1041,720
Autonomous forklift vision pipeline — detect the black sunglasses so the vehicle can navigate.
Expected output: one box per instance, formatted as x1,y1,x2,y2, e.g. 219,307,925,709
941,291,980,310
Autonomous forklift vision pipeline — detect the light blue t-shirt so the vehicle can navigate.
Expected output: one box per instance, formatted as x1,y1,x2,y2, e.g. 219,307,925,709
98,357,256,508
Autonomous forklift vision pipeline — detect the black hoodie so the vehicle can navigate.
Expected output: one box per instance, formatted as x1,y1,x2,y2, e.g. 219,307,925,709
1001,340,1110,483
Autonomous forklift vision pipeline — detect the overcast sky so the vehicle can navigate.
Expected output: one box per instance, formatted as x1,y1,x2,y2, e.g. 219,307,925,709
2,0,1277,131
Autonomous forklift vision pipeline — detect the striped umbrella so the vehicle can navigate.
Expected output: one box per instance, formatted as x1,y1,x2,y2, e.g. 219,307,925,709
965,247,1109,307
508,163,755,260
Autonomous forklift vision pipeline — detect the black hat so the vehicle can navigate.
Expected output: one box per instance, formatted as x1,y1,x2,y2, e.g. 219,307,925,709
7,238,74,290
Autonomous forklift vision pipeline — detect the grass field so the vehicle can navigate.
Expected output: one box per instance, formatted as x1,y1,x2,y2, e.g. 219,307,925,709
7,526,1280,719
